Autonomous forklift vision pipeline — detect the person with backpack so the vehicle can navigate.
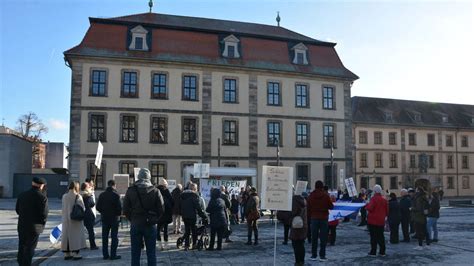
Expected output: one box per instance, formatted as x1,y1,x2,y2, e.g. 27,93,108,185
289,194,307,266
157,178,174,251
123,168,164,266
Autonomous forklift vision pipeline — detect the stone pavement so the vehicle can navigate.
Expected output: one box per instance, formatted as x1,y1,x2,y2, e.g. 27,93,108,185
1,198,474,265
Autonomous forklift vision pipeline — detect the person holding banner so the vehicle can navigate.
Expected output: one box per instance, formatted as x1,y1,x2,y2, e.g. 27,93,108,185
245,187,260,245
289,194,307,266
365,185,388,257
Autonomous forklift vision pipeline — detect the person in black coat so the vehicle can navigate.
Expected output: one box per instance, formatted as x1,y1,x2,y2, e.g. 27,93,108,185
230,194,239,224
96,180,122,260
206,188,227,250
81,182,98,250
427,191,440,242
157,178,174,250
180,183,208,250
399,189,412,242
16,177,49,266
388,193,401,244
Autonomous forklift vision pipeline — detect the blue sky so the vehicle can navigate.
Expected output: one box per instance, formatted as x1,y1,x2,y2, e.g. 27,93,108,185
1,0,472,144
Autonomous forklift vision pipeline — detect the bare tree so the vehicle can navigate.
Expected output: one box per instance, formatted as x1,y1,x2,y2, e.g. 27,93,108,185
16,112,48,140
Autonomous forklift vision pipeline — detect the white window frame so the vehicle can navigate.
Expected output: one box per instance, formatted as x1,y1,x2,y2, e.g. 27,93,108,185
222,35,240,58
291,43,308,65
129,25,149,51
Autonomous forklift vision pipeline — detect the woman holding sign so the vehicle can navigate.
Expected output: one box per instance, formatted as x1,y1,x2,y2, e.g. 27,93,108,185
245,187,260,245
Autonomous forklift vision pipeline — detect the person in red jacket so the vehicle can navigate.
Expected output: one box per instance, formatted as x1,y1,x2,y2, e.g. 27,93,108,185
365,184,388,257
307,181,334,262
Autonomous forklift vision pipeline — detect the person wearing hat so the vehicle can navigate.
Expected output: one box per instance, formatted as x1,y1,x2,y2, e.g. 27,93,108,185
16,177,49,266
157,177,174,251
123,168,164,266
365,184,388,257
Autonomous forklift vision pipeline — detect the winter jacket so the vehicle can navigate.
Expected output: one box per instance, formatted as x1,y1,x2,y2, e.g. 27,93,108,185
82,191,96,226
388,198,401,225
158,185,174,224
123,185,164,226
365,193,388,226
97,187,122,223
16,187,49,234
307,188,334,220
231,198,239,214
206,189,227,228
399,195,411,222
427,193,440,218
245,192,260,217
289,195,307,241
412,192,430,224
171,187,182,215
180,189,207,221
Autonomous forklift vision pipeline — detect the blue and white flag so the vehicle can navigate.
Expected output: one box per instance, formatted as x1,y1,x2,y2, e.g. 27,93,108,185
329,202,366,222
49,224,62,244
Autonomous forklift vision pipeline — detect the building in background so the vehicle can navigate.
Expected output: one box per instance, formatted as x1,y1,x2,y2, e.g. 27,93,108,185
352,97,474,197
64,12,358,190
45,142,69,169
32,143,46,169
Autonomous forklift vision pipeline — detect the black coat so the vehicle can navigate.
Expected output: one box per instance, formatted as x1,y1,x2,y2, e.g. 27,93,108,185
231,198,239,214
206,189,227,228
123,185,164,226
97,187,122,222
427,194,440,218
388,198,401,225
171,187,182,215
158,185,174,224
82,192,96,226
180,190,207,220
399,195,412,221
16,187,49,233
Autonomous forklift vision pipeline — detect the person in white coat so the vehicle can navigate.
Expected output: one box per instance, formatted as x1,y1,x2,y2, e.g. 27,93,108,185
61,181,87,260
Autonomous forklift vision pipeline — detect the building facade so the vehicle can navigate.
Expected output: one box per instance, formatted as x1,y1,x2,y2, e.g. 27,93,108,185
65,13,357,190
353,97,474,197
45,142,69,169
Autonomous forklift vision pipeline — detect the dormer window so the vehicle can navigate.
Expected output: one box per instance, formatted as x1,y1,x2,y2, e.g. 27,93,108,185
442,115,449,123
129,25,149,51
222,35,240,58
414,114,422,122
291,43,308,65
384,111,393,122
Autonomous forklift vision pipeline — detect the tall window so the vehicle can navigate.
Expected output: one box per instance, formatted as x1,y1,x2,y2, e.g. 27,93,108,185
375,176,383,188
228,45,236,58
223,120,238,145
323,124,335,148
360,153,368,168
121,115,137,142
462,155,469,169
295,84,308,107
374,132,383,145
150,162,166,185
120,161,136,185
446,135,453,147
267,82,281,106
359,131,368,144
223,79,237,103
90,70,106,96
89,114,106,142
375,153,383,168
410,154,417,168
389,132,397,145
447,176,454,189
409,133,417,146
89,162,105,189
428,133,435,146
390,176,398,190
389,153,398,168
428,155,435,168
152,73,167,99
322,86,334,109
462,176,470,189
267,121,281,146
183,75,198,101
461,136,468,147
447,155,454,169
360,176,368,190
150,117,167,143
121,71,138,97
182,118,198,144
296,123,309,147
296,164,310,182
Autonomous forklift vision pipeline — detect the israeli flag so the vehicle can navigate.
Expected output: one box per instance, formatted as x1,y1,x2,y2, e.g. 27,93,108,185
329,202,366,222
49,224,62,244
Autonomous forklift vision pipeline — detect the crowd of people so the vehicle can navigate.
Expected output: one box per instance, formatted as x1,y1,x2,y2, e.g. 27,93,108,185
15,170,442,266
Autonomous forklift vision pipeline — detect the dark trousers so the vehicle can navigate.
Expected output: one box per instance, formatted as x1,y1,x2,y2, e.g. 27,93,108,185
247,219,258,243
368,224,386,255
209,226,224,249
328,225,337,245
415,222,428,246
359,208,367,225
183,218,197,248
389,221,400,243
292,239,305,265
130,224,156,266
17,230,39,266
401,217,410,241
240,205,245,222
310,219,328,258
84,218,97,248
409,220,415,234
157,223,169,242
102,219,119,259
283,224,290,243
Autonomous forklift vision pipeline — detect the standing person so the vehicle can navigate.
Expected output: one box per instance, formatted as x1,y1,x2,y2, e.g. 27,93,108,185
290,194,307,266
358,190,368,226
388,193,401,244
301,191,311,244
408,188,416,236
157,178,174,250
171,184,183,234
240,186,250,223
399,189,412,242
365,185,388,257
427,191,440,243
307,180,333,262
220,186,232,243
245,187,260,245
412,187,430,250
328,194,339,246
61,181,87,260
230,194,239,224
96,179,122,260
123,168,164,266
206,188,227,251
16,177,49,266
277,209,292,245
438,188,444,201
180,183,208,250
81,183,98,250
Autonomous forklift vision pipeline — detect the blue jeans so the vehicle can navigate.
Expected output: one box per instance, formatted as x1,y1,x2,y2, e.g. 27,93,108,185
101,219,119,258
311,219,329,258
426,217,438,240
130,224,157,266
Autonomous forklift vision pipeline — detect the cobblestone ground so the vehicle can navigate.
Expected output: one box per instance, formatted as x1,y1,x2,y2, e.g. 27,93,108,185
1,199,473,265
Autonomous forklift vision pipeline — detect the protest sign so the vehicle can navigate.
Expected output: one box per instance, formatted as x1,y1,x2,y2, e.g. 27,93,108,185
261,166,293,211
193,163,210,178
344,177,358,197
114,174,130,195
200,178,247,202
167,179,177,192
94,141,103,169
133,168,140,181
294,180,308,196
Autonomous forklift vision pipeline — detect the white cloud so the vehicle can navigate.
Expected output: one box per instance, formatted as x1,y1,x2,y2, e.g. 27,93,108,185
49,119,68,130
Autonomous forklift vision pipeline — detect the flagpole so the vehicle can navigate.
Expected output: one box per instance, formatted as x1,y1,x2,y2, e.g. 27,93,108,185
273,219,277,266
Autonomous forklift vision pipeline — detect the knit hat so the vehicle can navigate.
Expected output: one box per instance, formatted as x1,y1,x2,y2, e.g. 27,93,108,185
373,184,382,194
137,168,151,181
159,177,168,187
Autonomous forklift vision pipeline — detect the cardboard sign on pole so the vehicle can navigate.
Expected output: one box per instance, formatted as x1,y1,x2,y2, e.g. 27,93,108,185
294,180,308,196
261,166,294,211
113,174,130,196
344,177,358,197
94,141,103,169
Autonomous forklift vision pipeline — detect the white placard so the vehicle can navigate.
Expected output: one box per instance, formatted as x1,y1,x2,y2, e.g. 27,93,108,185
134,168,140,181
193,163,210,178
261,166,294,211
345,177,358,197
167,179,177,192
294,180,308,196
200,178,247,203
114,174,130,195
94,141,103,169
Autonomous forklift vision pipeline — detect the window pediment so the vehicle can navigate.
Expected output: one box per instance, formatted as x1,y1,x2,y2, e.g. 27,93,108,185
222,34,240,58
291,42,308,65
129,25,149,51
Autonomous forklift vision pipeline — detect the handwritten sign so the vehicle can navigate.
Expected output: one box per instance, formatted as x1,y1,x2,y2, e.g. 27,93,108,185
261,166,293,211
200,178,247,203
94,141,103,169
294,180,308,196
345,177,358,197
113,174,130,195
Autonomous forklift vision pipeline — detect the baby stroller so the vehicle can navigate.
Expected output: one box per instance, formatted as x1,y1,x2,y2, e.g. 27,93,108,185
176,224,209,251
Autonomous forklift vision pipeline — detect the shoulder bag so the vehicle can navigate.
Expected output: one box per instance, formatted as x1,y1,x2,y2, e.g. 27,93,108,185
70,195,85,221
291,208,304,229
